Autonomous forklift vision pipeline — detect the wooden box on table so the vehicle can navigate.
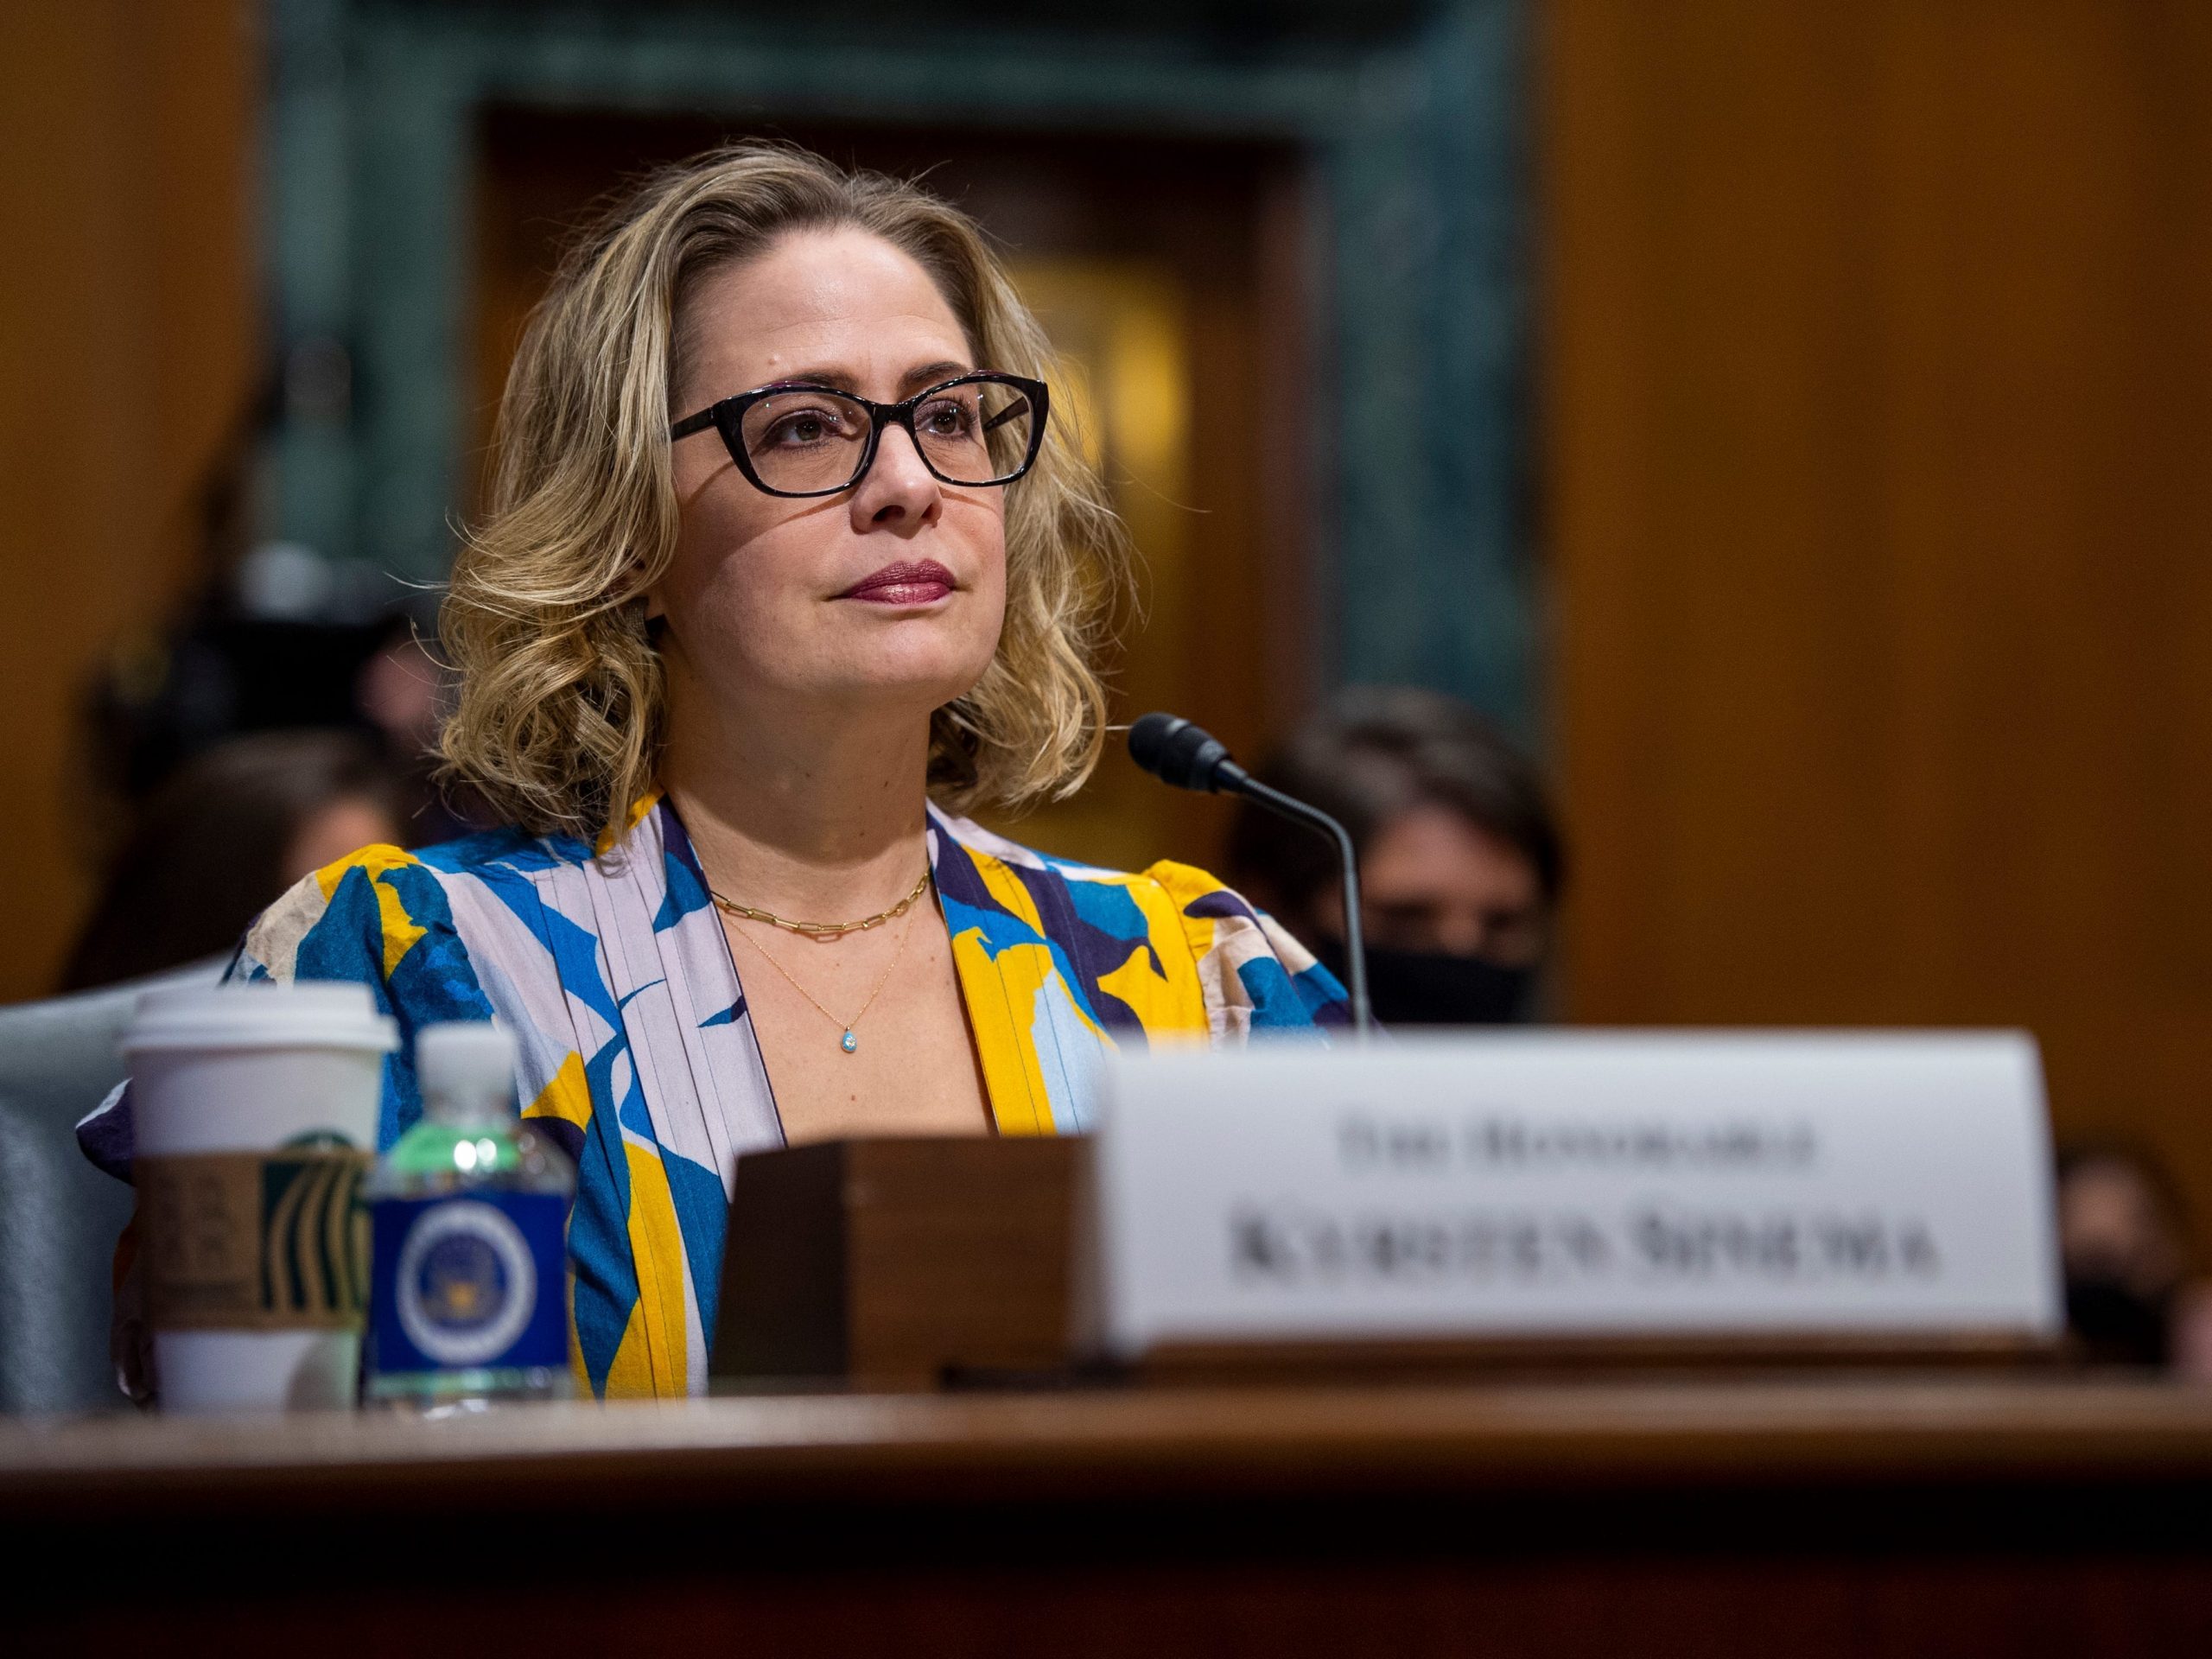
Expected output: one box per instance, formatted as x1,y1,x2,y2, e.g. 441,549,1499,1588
712,1135,1084,1389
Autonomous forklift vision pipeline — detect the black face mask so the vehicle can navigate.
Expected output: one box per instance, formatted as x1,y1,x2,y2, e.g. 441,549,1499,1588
2064,1277,2171,1368
1318,941,1537,1027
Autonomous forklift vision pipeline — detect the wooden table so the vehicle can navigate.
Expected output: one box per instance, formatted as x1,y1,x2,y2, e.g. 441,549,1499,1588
7,1376,2212,1656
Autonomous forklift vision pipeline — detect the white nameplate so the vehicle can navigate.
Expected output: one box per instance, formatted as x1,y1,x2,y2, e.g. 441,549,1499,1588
1085,1033,2061,1358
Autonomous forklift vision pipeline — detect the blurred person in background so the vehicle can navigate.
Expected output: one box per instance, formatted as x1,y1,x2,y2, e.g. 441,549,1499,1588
84,589,480,846
2055,1144,2195,1369
1227,686,1562,1026
57,730,406,992
352,613,482,842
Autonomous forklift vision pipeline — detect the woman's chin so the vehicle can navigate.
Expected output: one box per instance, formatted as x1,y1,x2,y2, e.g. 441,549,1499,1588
809,652,991,714
822,626,995,702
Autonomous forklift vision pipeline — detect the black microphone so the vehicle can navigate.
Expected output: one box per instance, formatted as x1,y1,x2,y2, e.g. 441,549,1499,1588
1127,713,1372,1037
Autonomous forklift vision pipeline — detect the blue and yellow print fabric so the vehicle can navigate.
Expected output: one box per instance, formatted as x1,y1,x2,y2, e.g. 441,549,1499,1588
89,799,1345,1399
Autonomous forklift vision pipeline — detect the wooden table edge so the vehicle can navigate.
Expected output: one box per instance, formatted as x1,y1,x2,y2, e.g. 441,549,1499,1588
5,1376,2212,1516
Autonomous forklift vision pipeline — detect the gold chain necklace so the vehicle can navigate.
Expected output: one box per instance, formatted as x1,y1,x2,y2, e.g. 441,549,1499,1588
723,893,925,1054
709,868,931,938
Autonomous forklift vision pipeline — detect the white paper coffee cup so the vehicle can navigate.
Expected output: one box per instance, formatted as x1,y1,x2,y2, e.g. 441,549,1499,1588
125,981,397,1414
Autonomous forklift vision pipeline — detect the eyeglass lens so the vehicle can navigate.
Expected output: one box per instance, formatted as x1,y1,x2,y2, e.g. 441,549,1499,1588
737,380,1036,493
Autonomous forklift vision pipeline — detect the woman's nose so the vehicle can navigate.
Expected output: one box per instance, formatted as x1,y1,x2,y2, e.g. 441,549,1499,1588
849,424,944,532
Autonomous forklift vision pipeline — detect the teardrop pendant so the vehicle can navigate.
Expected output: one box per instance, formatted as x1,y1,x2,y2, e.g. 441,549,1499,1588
840,1029,858,1054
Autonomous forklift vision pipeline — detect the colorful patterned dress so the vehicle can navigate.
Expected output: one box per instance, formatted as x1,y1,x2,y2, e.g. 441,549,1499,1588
79,798,1347,1398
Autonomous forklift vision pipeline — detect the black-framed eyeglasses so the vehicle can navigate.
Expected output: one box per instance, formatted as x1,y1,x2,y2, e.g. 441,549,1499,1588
668,371,1049,498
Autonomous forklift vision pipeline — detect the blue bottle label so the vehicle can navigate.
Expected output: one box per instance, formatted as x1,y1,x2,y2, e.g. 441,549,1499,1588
370,1192,569,1375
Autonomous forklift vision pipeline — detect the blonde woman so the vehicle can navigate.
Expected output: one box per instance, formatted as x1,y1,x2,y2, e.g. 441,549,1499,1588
81,144,1346,1401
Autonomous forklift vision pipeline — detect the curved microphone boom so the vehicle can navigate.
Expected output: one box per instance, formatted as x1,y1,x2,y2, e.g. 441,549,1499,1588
1127,713,1372,1038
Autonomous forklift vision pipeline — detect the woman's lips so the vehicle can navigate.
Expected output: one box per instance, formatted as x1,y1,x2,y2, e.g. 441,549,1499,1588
839,560,956,606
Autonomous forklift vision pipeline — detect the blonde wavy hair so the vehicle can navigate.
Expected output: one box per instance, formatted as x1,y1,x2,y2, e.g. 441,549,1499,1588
440,143,1128,845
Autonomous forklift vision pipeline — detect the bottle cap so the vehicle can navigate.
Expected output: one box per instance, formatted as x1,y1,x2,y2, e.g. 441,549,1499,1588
416,1020,518,1118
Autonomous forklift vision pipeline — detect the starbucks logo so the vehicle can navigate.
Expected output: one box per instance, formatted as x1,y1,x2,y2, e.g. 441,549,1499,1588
394,1200,537,1367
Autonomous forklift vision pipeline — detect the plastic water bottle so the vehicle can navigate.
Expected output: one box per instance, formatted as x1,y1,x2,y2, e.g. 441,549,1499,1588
364,1021,574,1409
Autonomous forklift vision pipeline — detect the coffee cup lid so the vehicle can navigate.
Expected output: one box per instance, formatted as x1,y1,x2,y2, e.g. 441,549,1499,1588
124,980,402,1056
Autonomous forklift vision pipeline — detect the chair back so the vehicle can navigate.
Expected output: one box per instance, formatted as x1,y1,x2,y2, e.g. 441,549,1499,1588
0,961,222,1413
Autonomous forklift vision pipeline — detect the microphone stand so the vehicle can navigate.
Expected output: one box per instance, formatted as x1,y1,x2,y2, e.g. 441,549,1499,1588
1230,775,1374,1041
1124,712,1373,1039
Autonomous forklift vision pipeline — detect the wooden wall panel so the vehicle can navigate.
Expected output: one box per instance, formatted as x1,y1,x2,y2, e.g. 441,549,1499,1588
0,2,256,1000
1546,2,2212,1226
